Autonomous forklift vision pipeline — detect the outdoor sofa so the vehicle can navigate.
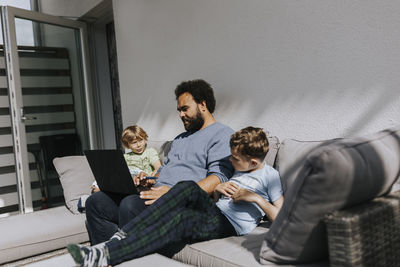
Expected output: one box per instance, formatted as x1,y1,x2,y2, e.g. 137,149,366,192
1,126,399,266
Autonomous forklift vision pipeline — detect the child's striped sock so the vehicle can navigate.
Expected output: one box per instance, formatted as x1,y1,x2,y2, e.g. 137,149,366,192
110,228,127,241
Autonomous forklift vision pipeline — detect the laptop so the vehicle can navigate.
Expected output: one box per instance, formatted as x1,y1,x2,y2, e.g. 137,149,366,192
84,149,138,195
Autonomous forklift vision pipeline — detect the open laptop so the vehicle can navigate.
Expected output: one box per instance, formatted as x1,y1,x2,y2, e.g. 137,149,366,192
84,149,138,195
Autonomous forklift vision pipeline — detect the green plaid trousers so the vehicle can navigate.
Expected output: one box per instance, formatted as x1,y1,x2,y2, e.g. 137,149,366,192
106,180,235,265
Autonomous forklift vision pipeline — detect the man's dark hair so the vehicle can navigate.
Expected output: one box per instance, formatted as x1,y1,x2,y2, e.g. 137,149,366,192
175,79,216,113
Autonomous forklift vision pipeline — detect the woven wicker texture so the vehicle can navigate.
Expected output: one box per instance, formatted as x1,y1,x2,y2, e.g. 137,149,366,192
325,190,400,267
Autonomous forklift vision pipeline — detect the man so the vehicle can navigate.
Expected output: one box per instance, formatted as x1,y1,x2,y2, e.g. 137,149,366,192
85,79,234,244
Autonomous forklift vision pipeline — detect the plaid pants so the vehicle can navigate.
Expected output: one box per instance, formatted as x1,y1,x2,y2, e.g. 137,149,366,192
106,181,235,265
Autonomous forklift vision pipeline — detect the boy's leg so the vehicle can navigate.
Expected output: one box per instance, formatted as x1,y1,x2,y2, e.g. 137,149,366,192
85,191,120,245
86,191,148,245
118,194,147,228
106,181,235,265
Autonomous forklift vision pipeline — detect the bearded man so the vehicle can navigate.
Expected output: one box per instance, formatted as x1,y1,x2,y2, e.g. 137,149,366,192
85,79,234,245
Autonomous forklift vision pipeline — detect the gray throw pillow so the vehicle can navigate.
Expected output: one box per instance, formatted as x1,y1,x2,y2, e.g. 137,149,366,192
274,139,327,193
260,127,400,264
53,156,95,214
265,136,280,167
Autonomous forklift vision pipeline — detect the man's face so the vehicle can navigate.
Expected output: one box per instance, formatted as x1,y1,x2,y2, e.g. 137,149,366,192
177,92,205,132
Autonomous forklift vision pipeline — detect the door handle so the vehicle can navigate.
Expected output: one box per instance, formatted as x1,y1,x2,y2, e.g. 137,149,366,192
20,108,37,122
21,115,37,122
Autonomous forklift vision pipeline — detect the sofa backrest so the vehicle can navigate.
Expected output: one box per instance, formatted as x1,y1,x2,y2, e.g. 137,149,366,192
148,135,280,168
147,140,172,163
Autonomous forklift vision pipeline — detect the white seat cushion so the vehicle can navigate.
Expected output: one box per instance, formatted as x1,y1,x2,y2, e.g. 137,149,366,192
173,225,328,267
0,206,88,264
23,253,191,267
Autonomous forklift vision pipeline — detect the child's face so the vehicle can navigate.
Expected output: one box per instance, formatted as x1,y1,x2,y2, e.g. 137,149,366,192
229,149,253,172
128,138,146,154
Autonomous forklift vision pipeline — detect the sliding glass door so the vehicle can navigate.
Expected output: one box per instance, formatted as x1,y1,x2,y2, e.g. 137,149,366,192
0,6,96,216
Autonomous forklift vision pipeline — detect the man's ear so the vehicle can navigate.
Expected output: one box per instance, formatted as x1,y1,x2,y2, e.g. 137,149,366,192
199,100,207,112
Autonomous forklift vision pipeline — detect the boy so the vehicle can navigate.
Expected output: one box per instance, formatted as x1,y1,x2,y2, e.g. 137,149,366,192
121,125,162,178
68,127,284,267
91,125,162,192
214,126,284,234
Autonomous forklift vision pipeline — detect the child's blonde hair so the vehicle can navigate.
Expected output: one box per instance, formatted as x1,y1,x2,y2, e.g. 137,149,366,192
121,125,148,148
230,127,269,160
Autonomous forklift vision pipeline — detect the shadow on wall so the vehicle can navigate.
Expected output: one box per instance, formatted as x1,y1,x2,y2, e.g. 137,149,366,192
214,83,399,140
131,81,399,141
135,96,184,141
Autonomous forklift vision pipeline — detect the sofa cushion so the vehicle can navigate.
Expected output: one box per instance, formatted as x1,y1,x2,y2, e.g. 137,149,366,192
173,224,327,267
0,206,88,264
53,156,95,214
260,127,400,264
23,252,191,267
149,136,279,167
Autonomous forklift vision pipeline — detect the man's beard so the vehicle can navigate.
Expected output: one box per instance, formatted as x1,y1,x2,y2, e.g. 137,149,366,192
182,108,204,132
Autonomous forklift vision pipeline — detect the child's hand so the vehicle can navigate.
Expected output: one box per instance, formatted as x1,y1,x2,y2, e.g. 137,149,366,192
140,177,156,188
133,172,146,186
133,172,156,188
214,182,239,198
90,185,100,193
231,188,259,203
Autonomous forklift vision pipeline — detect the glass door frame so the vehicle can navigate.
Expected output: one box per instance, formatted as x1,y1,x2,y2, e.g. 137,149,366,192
1,6,96,214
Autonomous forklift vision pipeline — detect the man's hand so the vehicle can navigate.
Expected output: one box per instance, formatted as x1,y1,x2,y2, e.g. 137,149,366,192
231,188,259,203
140,186,170,205
214,182,239,198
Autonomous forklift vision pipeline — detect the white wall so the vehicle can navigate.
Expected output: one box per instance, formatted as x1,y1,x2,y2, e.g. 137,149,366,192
113,0,400,141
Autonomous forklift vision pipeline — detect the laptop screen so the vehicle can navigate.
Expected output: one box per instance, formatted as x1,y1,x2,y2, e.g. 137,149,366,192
84,150,138,195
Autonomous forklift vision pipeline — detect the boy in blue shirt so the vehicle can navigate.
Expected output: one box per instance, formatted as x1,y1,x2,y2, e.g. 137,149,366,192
215,127,284,234
68,127,284,267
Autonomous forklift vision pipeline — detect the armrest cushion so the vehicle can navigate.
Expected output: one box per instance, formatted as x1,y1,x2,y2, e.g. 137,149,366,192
261,127,400,264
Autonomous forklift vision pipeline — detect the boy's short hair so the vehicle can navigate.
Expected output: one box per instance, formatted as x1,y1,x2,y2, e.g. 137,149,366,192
121,125,148,148
230,127,269,160
174,79,216,113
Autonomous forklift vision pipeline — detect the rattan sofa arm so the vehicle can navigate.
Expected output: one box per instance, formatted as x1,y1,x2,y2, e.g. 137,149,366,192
324,190,400,267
